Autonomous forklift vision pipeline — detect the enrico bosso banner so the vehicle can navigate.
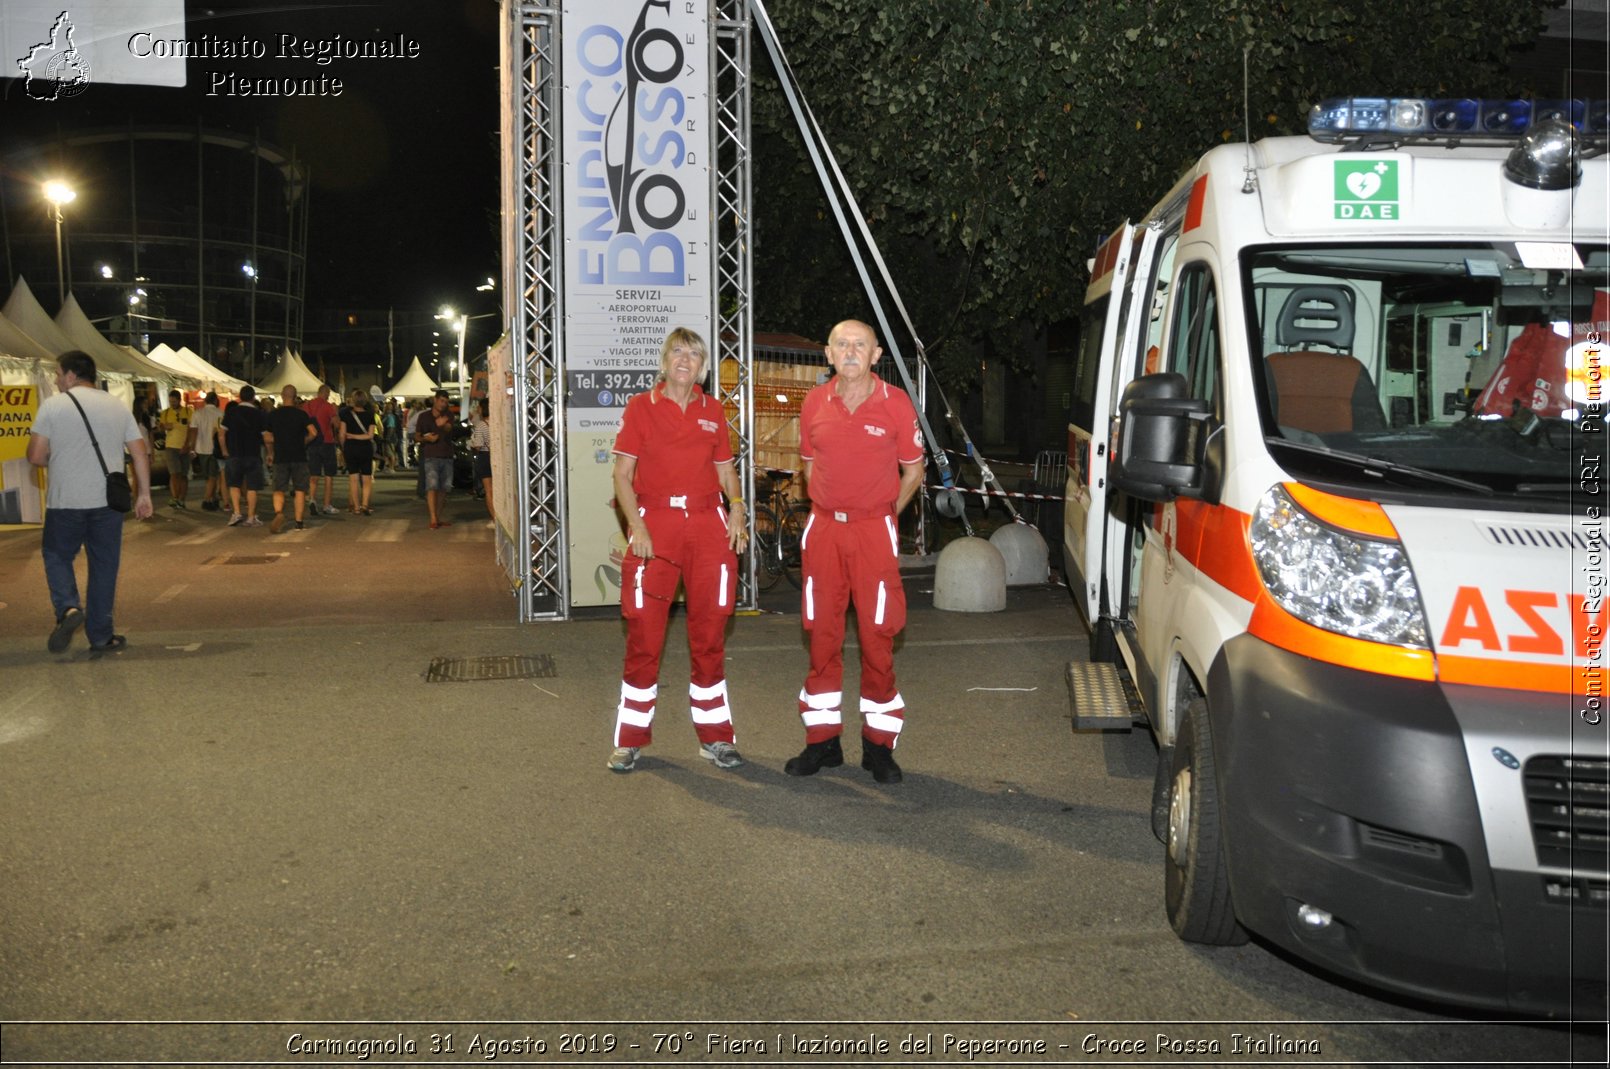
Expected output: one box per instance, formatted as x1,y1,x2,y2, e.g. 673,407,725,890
561,0,712,607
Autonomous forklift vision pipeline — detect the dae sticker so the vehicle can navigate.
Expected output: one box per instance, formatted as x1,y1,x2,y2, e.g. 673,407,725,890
1334,159,1399,220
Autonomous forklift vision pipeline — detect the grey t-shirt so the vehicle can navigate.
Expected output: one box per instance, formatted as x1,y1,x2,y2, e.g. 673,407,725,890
31,385,142,509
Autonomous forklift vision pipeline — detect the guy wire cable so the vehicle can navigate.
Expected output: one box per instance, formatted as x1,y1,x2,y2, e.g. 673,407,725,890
749,0,950,490
801,80,1022,524
751,0,1007,530
785,17,1022,524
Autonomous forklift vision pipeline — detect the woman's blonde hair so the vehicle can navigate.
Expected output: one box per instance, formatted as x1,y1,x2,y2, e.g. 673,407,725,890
657,327,709,385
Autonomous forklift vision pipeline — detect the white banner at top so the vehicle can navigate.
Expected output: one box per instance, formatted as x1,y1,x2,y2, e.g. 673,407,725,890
561,0,712,435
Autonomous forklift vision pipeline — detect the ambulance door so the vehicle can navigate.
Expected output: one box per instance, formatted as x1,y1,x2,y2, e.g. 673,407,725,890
1101,223,1173,658
1066,223,1149,638
1128,255,1223,720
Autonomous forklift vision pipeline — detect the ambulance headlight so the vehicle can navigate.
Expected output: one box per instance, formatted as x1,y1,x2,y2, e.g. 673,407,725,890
1249,486,1429,649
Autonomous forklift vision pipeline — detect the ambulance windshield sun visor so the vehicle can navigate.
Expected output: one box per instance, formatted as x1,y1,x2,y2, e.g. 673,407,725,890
1246,243,1607,501
1250,486,1430,649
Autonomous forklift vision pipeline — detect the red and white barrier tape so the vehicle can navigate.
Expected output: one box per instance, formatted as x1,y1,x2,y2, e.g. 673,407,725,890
929,484,1066,502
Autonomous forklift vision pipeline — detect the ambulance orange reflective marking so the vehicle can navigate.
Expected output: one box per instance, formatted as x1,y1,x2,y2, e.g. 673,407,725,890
1167,498,1591,693
1283,482,1400,540
1183,174,1209,232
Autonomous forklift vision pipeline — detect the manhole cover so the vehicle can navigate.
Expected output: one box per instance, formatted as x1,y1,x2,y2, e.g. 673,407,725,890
203,554,286,565
425,654,558,682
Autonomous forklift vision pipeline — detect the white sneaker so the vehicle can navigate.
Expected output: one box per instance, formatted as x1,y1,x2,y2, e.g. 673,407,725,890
700,741,744,769
607,746,640,773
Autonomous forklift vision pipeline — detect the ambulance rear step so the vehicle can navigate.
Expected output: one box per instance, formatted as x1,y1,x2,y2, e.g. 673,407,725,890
1066,660,1146,732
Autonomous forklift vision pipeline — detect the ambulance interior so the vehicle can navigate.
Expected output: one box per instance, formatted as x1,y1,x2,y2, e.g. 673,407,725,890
1247,242,1607,497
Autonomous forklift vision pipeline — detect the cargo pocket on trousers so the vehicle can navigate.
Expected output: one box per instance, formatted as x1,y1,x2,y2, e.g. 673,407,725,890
620,556,680,620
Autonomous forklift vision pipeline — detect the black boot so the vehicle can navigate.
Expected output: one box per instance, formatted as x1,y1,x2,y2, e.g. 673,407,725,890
784,735,844,776
861,739,903,784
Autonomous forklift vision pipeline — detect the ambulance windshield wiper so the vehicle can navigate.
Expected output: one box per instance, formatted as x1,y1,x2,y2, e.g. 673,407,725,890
1268,438,1494,495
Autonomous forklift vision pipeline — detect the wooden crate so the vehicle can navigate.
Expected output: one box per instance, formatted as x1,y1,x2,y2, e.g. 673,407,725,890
719,359,823,476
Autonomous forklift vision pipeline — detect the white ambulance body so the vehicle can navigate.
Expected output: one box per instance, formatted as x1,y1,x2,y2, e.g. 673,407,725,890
1063,98,1607,1014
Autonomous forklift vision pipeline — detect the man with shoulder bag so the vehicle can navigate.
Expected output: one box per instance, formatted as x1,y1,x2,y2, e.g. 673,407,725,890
26,350,154,655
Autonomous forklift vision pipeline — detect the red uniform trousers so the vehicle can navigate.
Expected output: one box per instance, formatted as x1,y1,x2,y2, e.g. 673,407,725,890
797,507,908,748
615,501,738,749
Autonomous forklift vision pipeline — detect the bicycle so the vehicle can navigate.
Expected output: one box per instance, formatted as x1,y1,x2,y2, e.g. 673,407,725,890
749,468,811,590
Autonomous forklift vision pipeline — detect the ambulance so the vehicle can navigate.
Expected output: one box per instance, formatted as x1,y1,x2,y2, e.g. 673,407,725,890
1062,98,1607,1014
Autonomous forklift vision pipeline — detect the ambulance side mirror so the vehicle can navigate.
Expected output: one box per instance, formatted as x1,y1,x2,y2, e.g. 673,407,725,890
1111,373,1212,502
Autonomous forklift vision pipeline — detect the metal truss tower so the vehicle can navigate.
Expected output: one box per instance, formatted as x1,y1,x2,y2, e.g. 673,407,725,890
712,0,758,605
500,1,754,620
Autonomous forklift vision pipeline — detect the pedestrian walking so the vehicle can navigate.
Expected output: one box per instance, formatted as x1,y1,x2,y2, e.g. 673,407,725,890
157,388,193,509
263,385,316,532
382,399,403,471
303,384,339,516
413,391,456,529
191,392,226,511
607,328,747,773
26,350,155,655
786,319,925,784
338,389,377,514
470,396,493,528
220,386,267,527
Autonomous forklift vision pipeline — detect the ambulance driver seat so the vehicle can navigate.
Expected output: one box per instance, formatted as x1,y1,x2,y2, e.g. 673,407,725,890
1265,285,1388,434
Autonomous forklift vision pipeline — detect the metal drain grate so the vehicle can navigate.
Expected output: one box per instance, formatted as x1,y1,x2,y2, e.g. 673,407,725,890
425,654,558,682
203,554,286,565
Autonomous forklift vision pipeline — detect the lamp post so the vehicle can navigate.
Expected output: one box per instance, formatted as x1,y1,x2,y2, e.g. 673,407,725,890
437,306,469,413
43,180,76,307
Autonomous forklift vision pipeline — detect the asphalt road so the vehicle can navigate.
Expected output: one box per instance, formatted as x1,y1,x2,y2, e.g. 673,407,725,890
0,474,1602,1065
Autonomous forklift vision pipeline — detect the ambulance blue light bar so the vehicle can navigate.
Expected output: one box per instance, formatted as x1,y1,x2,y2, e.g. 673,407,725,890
1309,97,1610,142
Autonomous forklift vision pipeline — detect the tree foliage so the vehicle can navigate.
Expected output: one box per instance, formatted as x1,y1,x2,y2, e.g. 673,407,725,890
752,0,1557,389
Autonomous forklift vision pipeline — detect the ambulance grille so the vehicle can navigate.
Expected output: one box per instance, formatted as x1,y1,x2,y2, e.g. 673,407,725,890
1524,755,1610,875
1479,524,1592,551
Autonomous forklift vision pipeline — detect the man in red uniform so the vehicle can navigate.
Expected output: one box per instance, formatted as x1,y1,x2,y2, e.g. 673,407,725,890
609,328,748,773
786,319,925,784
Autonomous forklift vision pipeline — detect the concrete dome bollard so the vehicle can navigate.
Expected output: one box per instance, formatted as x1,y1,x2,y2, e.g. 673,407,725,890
933,537,1007,612
989,522,1049,586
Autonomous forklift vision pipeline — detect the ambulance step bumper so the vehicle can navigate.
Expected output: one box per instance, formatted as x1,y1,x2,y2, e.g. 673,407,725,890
1066,660,1143,731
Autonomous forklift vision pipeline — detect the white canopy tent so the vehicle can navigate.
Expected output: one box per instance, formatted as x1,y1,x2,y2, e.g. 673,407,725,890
145,344,247,394
57,294,194,389
255,349,328,396
384,356,442,399
3,278,138,404
174,347,247,392
0,309,58,390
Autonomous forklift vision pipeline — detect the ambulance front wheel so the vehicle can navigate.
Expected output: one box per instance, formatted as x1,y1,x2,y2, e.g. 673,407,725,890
1164,696,1248,946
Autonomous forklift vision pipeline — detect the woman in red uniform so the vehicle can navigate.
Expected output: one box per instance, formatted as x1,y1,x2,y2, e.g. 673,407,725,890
608,328,748,773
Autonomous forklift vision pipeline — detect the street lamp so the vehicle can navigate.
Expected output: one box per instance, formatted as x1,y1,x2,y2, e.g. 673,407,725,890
436,306,468,413
43,180,76,307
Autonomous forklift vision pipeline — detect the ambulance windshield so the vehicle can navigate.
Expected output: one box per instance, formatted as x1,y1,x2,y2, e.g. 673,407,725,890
1245,242,1606,501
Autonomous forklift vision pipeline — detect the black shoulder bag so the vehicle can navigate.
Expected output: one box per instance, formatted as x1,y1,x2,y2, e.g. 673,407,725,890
64,390,134,513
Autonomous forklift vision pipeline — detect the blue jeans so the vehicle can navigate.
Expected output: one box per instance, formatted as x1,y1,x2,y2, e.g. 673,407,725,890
42,507,125,646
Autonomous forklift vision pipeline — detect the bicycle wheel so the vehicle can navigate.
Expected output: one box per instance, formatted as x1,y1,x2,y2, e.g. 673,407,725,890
780,501,811,589
750,504,785,591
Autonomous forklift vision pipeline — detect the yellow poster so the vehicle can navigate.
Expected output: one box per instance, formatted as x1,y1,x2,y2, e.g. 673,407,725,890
0,384,38,461
568,429,630,608
0,384,44,524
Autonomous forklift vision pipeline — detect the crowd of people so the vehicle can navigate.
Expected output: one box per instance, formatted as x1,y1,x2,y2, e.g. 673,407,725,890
124,387,483,529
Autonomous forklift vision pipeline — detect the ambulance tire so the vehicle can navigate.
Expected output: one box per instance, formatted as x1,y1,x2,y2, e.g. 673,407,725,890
1150,743,1172,844
1164,697,1248,945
